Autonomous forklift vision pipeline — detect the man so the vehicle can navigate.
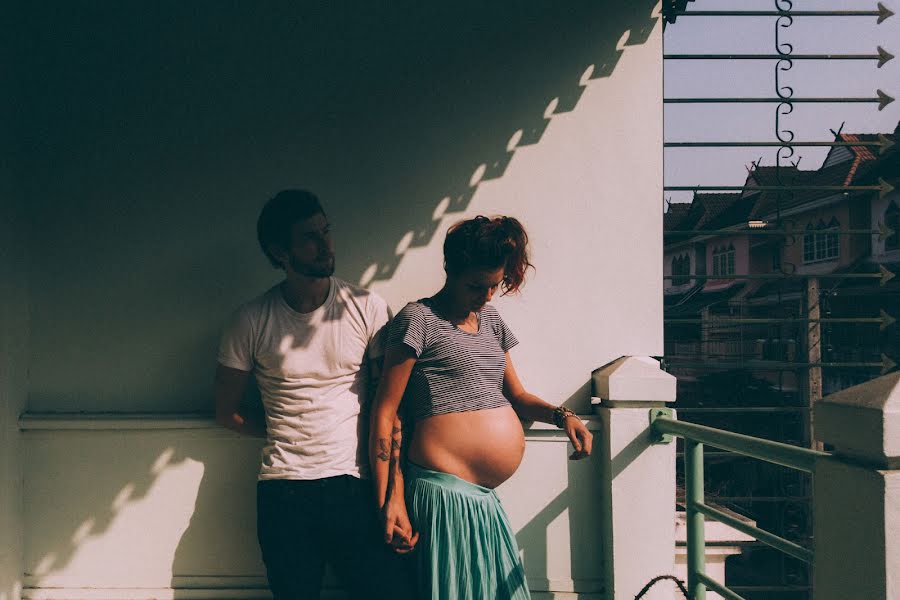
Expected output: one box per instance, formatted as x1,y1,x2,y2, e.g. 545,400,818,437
214,190,415,599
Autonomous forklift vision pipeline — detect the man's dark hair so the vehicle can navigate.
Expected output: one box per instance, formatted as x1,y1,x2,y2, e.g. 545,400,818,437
257,190,325,269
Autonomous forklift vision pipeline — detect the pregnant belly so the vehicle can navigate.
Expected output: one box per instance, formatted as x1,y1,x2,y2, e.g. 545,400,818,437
408,405,526,489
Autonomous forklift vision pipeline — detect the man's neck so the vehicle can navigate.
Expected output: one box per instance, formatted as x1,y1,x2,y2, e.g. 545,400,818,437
281,274,331,313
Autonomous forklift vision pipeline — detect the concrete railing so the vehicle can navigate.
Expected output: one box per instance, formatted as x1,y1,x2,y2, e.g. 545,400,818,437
14,357,683,600
23,357,900,599
596,357,900,599
812,371,900,600
592,356,678,600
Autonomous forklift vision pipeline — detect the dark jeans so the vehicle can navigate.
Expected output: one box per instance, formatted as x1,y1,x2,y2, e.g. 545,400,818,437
257,476,417,600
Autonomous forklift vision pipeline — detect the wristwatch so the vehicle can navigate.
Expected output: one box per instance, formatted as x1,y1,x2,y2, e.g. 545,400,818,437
552,406,576,429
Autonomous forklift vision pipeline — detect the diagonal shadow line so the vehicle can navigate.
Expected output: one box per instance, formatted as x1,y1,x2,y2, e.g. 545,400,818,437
512,462,609,595
359,1,662,289
23,442,191,588
611,425,655,480
514,488,569,591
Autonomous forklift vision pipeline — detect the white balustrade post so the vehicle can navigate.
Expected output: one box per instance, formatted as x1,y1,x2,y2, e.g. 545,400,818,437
814,372,900,599
593,356,677,600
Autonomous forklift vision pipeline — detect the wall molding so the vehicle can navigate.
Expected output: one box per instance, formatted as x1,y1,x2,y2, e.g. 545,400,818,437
22,576,604,600
22,589,602,600
19,414,219,431
19,413,603,435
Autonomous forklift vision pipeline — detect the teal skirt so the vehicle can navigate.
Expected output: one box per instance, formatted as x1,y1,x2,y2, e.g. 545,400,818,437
406,462,531,600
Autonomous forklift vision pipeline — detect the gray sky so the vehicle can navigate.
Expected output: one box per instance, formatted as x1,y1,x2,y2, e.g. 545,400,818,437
664,0,900,204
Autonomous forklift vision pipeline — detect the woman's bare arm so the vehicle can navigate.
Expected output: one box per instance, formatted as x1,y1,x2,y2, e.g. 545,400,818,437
369,344,420,550
367,353,406,518
502,353,593,459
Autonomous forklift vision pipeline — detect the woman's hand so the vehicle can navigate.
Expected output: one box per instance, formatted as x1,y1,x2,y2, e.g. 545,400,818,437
564,416,593,460
381,497,419,554
501,353,595,460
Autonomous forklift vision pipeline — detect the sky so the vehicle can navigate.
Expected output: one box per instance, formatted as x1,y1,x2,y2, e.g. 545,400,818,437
664,0,900,204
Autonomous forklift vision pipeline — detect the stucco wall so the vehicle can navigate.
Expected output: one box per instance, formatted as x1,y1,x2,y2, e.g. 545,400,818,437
0,158,29,600
15,2,663,598
21,420,609,599
1,7,28,599
748,238,776,275
20,1,662,413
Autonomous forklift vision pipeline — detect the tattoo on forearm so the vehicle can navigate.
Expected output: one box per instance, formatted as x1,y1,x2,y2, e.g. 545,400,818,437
377,438,390,462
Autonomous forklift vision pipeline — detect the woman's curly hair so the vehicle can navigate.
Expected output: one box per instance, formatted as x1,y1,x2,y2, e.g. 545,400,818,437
443,215,534,295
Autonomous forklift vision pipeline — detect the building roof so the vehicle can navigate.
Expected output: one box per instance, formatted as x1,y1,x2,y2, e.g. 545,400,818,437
839,133,878,163
851,122,899,186
663,202,692,231
694,193,741,229
703,194,757,231
662,120,899,247
665,283,747,317
748,160,857,220
664,194,742,248
664,193,742,233
745,165,802,189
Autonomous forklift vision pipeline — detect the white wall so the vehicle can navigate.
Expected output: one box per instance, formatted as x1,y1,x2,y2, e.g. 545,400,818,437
21,419,607,599
368,15,664,412
22,422,264,593
1,169,29,600
20,1,662,413
1,6,28,598
15,2,663,598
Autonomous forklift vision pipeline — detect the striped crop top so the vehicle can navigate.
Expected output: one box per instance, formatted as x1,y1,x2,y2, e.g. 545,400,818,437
386,299,519,421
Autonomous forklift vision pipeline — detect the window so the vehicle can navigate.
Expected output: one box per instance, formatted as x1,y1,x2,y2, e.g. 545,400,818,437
825,217,839,260
712,244,735,277
803,223,815,262
886,203,900,251
814,219,827,258
672,254,691,286
803,218,841,263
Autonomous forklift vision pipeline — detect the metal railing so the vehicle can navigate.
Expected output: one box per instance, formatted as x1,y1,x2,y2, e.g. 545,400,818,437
650,410,830,600
663,2,897,592
663,338,799,361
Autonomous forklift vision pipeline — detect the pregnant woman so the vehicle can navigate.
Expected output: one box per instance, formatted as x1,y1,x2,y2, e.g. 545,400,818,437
369,215,593,600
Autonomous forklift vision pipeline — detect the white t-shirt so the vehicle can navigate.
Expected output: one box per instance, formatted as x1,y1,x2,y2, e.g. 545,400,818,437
217,277,391,480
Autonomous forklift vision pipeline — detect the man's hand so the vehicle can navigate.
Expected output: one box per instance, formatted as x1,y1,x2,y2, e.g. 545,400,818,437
564,417,593,460
381,498,419,554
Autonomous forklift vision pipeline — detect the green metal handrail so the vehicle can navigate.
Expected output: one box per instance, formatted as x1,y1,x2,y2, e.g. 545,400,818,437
652,416,826,472
650,412,830,600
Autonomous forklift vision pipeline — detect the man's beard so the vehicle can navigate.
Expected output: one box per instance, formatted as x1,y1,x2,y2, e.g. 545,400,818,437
290,254,335,278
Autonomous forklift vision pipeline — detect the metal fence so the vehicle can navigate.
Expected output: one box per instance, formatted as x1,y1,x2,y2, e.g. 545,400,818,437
662,1,896,596
651,411,830,600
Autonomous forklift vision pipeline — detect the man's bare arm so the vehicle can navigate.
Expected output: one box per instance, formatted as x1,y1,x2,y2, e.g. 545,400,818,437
214,364,266,437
